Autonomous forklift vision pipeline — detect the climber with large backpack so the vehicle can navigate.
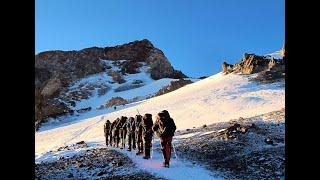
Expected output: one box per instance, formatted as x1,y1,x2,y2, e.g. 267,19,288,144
152,110,176,168
109,119,116,146
126,117,136,151
113,118,121,147
118,116,128,149
103,120,111,146
141,113,154,159
134,114,143,155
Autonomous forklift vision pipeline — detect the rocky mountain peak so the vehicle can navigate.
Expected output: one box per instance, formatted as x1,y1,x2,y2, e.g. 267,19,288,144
35,39,187,129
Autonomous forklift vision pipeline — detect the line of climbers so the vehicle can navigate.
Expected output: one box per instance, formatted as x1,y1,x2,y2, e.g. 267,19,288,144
103,110,176,168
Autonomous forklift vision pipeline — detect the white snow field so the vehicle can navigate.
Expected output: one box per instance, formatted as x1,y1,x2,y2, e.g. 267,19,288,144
35,72,284,179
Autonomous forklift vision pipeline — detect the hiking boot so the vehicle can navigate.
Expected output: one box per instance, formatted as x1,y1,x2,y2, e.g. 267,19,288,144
162,161,169,168
166,162,169,168
143,156,150,159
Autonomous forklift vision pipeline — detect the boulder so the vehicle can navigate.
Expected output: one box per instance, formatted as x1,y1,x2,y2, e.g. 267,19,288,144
41,78,62,98
105,97,128,107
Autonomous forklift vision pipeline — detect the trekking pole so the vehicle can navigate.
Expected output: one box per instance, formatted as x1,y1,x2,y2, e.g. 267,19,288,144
159,139,165,162
151,136,154,160
172,140,178,159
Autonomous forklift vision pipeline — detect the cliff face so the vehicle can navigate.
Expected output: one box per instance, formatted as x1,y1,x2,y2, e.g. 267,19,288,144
35,39,187,129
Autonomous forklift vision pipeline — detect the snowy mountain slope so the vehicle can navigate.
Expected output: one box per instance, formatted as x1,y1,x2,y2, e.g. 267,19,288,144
40,60,195,131
36,72,284,157
35,39,188,129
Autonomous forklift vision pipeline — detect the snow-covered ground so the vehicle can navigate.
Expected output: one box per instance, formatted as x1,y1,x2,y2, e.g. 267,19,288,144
35,71,284,179
111,139,223,180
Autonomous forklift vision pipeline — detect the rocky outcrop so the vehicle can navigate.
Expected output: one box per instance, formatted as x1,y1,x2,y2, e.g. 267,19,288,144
155,79,193,96
107,70,126,84
233,53,271,74
104,39,187,80
222,52,285,75
105,97,128,107
35,48,107,129
41,78,62,98
222,62,234,74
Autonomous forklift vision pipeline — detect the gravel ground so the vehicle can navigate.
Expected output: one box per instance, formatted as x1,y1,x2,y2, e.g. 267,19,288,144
35,147,164,180
174,108,285,179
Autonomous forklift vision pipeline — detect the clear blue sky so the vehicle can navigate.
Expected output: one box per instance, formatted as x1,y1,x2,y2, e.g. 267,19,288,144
36,0,284,77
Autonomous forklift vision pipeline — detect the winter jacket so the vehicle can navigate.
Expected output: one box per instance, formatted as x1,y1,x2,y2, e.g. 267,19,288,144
153,115,176,138
126,117,135,133
141,114,153,141
104,121,111,134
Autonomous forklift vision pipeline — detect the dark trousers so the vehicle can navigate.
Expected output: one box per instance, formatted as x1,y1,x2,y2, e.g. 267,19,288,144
109,131,113,146
143,139,152,158
105,133,110,146
128,132,136,150
136,132,143,153
160,136,173,163
113,130,120,147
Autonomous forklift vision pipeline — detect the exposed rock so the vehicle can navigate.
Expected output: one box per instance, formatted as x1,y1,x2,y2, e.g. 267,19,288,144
114,83,144,92
222,62,234,74
175,109,285,179
41,78,62,98
233,53,271,74
76,141,85,145
155,79,193,96
222,53,285,75
40,100,69,120
249,57,285,84
132,80,143,84
105,97,128,107
268,57,276,70
107,70,126,84
76,107,92,114
35,47,106,128
199,76,208,79
217,123,251,140
104,39,154,61
104,39,187,80
119,60,142,74
35,39,187,129
97,86,111,96
35,148,160,179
